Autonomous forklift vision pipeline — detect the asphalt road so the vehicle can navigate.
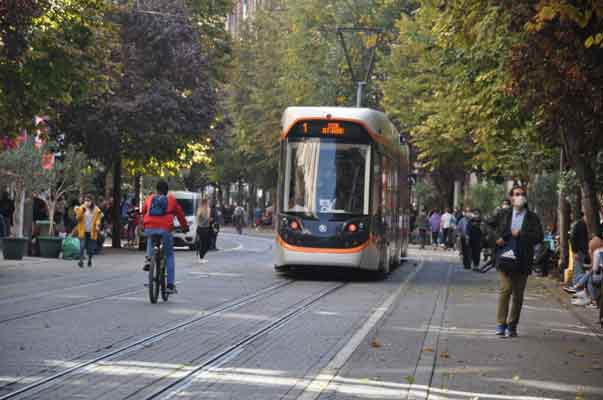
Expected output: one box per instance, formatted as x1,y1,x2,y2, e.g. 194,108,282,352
0,232,601,400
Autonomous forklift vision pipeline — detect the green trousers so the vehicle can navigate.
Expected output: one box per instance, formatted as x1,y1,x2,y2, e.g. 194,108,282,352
497,270,529,327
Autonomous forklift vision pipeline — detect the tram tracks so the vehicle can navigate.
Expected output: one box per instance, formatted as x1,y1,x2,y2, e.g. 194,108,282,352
144,282,346,400
0,279,306,400
0,284,145,324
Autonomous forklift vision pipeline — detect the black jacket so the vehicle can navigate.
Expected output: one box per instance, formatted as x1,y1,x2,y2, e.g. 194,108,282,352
494,208,543,273
569,219,589,255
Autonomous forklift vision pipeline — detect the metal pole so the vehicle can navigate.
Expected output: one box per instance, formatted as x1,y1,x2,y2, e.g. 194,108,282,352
356,81,366,108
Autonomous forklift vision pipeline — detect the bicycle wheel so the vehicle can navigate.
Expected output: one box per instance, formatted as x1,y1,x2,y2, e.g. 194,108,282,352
160,257,169,302
148,253,159,304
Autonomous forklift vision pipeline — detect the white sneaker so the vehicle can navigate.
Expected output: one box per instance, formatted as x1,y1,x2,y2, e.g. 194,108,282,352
573,290,587,299
571,297,591,306
198,259,208,264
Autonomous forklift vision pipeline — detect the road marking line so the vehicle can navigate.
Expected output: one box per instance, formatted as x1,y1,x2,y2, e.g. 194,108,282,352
296,258,426,400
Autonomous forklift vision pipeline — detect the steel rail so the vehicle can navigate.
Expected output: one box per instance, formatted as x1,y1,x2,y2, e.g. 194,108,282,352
0,280,294,400
145,282,347,400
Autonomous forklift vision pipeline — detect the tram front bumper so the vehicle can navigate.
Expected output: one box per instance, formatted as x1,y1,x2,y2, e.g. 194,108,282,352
275,237,379,270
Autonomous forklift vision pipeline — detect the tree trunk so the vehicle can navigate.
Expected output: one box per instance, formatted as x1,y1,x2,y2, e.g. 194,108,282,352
249,183,257,224
13,188,25,238
133,175,141,208
563,128,599,238
558,148,569,278
112,156,122,249
574,153,599,238
47,202,56,237
224,184,230,206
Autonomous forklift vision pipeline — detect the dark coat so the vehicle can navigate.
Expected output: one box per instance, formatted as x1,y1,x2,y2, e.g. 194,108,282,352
494,208,543,273
569,219,589,255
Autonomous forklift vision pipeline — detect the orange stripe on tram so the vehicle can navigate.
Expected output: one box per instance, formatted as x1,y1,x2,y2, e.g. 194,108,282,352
276,235,370,254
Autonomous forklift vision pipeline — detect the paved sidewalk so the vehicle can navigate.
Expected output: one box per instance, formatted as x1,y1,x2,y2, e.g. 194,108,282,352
324,251,603,400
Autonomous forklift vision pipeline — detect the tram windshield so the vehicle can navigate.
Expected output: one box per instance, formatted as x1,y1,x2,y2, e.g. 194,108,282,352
283,140,371,216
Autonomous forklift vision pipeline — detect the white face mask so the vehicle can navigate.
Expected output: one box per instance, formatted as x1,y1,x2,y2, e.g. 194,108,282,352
512,196,526,208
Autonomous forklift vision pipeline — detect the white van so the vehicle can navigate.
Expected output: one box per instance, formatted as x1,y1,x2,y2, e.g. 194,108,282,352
171,191,200,249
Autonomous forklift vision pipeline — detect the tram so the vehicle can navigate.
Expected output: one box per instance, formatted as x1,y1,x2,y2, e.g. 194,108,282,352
275,107,410,275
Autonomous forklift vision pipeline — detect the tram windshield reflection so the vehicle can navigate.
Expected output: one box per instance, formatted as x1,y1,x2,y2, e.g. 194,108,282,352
283,139,370,216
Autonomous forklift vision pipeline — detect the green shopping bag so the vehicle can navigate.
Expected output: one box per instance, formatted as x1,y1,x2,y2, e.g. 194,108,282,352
62,236,80,260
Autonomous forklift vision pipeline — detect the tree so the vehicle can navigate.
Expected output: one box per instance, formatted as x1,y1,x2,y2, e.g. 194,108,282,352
39,145,89,236
0,0,114,135
57,0,221,247
508,0,603,236
0,136,44,238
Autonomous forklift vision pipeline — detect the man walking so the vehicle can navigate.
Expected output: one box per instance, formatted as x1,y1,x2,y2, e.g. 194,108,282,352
429,210,441,250
456,210,471,269
494,185,543,338
467,209,483,271
440,208,454,250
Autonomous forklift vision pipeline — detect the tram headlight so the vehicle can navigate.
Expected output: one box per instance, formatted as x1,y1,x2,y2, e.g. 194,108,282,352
346,223,358,233
289,220,301,231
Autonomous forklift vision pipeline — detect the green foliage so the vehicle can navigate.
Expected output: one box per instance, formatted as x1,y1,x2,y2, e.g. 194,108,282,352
222,0,417,191
380,1,543,180
0,0,115,135
558,169,579,210
529,172,559,222
466,181,506,216
57,0,219,171
414,180,438,212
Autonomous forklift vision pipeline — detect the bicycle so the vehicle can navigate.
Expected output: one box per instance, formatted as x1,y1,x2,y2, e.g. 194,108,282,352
147,234,169,304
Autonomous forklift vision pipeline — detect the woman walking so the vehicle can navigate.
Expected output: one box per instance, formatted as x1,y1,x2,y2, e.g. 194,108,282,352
196,199,212,264
74,195,103,268
493,185,543,338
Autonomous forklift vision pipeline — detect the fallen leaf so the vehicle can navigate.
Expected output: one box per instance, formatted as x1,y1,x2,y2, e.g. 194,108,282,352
371,339,382,348
512,375,520,381
404,375,415,384
423,347,434,352
440,352,450,359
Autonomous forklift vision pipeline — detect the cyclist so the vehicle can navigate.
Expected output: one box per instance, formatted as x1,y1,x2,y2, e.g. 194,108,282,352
141,180,189,294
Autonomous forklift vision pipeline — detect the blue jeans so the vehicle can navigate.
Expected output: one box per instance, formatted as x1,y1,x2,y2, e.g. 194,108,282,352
145,228,175,285
573,251,587,286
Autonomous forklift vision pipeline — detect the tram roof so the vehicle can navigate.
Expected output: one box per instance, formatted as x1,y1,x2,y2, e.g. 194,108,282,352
281,107,397,139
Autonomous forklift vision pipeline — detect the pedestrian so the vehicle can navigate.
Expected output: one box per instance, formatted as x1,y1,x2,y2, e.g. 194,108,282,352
233,203,245,234
254,206,262,228
440,208,454,250
493,185,543,337
196,199,212,264
74,194,103,268
0,213,6,238
456,210,471,269
429,209,441,250
0,191,14,232
417,210,430,249
570,244,601,308
564,211,590,292
467,209,483,271
209,203,220,250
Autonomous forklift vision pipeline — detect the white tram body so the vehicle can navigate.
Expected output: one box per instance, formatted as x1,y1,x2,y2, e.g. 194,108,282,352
275,107,410,274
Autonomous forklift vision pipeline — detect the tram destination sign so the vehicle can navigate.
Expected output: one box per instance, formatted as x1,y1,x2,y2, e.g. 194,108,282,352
288,120,371,142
